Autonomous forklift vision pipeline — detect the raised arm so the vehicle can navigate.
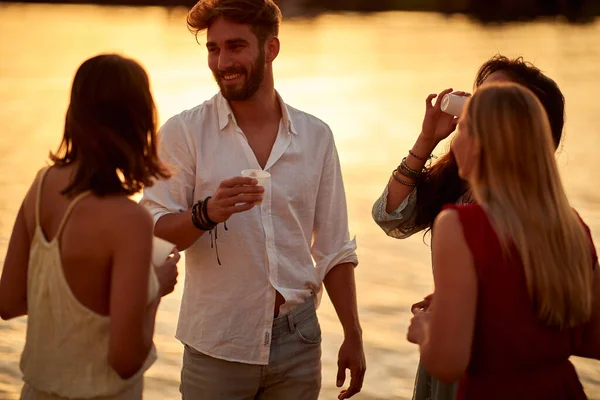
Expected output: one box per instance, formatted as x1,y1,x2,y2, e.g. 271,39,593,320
372,89,467,239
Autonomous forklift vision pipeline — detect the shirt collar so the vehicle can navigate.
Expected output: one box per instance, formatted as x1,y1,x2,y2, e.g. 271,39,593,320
216,91,297,135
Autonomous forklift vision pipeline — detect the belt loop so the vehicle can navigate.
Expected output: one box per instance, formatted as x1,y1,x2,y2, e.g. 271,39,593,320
287,312,295,333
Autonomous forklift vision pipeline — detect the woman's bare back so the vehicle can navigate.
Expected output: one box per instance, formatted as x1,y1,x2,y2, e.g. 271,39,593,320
23,165,152,316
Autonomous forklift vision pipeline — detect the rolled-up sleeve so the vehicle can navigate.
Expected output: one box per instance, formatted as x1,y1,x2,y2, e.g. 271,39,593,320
371,184,423,239
311,130,358,282
140,116,196,226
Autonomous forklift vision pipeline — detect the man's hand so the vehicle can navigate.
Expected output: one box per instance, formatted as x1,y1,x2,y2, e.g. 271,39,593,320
336,332,366,399
206,176,264,223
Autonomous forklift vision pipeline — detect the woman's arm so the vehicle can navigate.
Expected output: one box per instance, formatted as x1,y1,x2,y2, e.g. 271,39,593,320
372,89,465,239
575,264,600,359
383,135,440,213
0,173,38,321
0,204,30,320
409,209,478,382
371,186,420,239
107,204,158,379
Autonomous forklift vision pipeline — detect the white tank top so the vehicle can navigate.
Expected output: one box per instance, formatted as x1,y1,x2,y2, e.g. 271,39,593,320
19,168,159,398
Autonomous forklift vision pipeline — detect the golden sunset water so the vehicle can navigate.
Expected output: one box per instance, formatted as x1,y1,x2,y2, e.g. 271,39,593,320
0,3,599,399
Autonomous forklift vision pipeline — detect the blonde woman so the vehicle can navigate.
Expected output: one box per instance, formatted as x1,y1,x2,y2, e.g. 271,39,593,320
407,82,599,399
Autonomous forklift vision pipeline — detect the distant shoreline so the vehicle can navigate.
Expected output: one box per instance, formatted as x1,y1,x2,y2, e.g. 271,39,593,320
3,0,600,23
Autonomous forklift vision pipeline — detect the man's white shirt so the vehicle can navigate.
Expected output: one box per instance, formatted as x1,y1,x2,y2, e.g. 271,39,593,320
141,92,357,364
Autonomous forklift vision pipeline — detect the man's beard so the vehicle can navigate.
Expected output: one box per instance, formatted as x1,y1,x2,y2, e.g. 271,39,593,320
214,49,265,102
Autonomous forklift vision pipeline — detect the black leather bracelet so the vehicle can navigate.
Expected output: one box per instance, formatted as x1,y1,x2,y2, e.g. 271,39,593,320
191,199,215,231
202,196,218,226
191,201,205,230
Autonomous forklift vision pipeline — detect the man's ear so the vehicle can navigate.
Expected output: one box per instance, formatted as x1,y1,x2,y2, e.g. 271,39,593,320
265,36,280,63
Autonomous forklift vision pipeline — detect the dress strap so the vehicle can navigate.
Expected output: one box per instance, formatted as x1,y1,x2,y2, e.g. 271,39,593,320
34,167,51,229
54,190,92,240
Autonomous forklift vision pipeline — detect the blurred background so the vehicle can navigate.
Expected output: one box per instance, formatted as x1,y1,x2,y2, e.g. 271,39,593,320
0,0,599,399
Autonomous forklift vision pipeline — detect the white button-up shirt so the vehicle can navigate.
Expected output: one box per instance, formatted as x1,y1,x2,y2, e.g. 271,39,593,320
141,92,358,365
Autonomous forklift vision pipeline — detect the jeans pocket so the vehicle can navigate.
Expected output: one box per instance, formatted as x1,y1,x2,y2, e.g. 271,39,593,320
295,317,322,345
184,344,208,359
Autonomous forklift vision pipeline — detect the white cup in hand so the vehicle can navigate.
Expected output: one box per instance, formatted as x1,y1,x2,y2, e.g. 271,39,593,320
241,169,270,189
441,93,469,117
152,236,176,267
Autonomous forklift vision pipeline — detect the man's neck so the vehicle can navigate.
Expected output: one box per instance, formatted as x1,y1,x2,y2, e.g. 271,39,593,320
228,82,281,128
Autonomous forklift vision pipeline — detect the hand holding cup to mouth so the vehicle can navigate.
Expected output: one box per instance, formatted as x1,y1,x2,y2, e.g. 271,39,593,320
420,88,471,146
441,92,470,117
205,175,265,223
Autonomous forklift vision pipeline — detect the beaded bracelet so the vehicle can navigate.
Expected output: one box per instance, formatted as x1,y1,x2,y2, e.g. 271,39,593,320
408,149,428,161
392,169,417,187
397,157,425,180
409,149,437,167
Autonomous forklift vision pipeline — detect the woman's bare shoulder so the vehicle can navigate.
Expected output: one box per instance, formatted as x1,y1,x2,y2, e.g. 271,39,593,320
92,196,152,227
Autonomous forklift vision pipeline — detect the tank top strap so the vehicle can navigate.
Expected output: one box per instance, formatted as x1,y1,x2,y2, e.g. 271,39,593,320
34,167,51,229
54,190,92,239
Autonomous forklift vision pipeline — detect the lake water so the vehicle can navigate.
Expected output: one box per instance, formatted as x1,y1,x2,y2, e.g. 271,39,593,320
0,3,599,399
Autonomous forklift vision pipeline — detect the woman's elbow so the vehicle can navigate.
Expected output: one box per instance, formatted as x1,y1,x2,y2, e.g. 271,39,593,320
0,309,12,321
430,366,466,383
0,299,27,320
0,302,10,320
574,344,600,360
108,337,152,380
422,355,468,383
108,353,146,380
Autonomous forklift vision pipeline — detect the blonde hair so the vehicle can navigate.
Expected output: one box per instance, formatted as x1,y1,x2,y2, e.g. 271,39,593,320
465,82,593,328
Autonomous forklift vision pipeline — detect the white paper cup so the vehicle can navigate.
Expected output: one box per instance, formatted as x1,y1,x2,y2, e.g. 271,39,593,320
241,169,271,189
152,236,176,267
441,93,469,117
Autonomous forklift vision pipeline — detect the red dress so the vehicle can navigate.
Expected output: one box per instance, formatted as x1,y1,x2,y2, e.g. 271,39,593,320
446,203,598,400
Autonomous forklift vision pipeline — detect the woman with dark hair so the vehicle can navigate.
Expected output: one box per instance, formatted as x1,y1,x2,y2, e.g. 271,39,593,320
371,55,567,400
0,54,179,399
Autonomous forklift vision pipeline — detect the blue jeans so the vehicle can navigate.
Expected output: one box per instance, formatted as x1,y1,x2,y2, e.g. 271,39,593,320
180,297,322,400
413,360,458,400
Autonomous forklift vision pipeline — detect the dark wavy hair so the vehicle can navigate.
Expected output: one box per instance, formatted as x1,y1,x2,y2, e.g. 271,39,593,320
187,0,282,45
50,54,170,197
413,55,565,232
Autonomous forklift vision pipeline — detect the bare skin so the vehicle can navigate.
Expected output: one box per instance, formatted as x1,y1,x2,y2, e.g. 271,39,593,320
385,88,469,213
0,165,180,379
385,70,514,214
